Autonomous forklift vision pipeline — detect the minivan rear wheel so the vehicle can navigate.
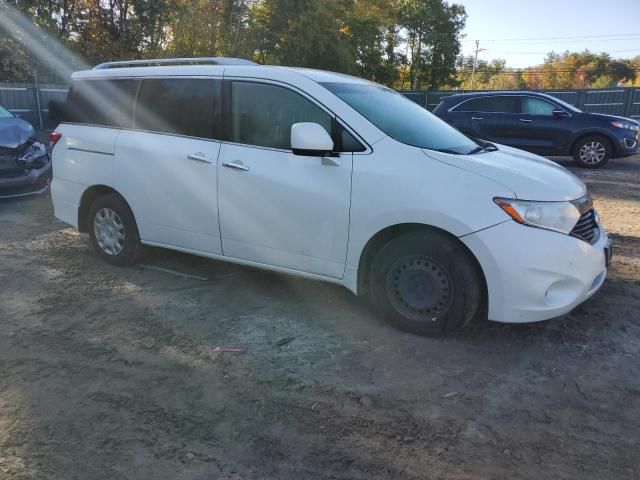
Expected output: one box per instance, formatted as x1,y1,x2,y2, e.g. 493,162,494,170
572,135,611,168
88,193,144,266
368,230,483,336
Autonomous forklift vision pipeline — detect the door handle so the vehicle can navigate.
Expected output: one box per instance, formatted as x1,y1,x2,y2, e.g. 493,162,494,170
471,117,484,121
519,119,533,123
187,152,212,163
222,161,250,172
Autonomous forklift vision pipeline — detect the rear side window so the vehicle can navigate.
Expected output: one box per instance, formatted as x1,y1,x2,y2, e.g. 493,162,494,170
229,81,332,150
453,96,518,113
521,97,557,115
135,78,221,139
66,79,138,128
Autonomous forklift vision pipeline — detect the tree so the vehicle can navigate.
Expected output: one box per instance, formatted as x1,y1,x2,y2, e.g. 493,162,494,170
341,0,401,84
521,50,638,89
0,34,32,82
398,0,466,89
248,0,354,72
589,74,614,89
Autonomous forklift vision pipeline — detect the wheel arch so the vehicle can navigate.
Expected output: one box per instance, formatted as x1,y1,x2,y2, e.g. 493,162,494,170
78,185,135,233
356,223,488,303
570,130,617,157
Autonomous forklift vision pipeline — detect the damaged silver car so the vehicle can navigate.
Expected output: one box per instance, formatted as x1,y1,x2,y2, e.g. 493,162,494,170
0,103,51,199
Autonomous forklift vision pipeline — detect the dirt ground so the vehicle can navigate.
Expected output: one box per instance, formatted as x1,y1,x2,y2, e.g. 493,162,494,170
1,154,639,480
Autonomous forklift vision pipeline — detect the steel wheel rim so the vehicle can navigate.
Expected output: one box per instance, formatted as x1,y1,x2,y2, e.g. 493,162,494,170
93,208,126,256
579,141,606,164
385,255,453,321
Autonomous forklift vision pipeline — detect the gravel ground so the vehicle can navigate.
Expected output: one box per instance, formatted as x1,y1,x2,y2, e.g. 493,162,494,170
1,154,639,480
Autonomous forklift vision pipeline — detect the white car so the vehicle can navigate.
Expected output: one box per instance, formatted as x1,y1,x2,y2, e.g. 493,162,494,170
49,57,612,336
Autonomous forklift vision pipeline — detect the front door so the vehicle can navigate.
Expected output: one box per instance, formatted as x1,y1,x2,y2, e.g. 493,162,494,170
510,96,573,155
218,80,352,278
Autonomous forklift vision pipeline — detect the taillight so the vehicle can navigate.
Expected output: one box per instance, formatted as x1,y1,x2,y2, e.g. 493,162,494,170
49,131,62,148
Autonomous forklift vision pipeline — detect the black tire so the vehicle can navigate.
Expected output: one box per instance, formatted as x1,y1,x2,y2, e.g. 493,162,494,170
87,193,144,266
368,230,483,336
572,135,612,168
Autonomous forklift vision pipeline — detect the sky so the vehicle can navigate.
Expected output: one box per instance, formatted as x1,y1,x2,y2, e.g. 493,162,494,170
455,0,640,68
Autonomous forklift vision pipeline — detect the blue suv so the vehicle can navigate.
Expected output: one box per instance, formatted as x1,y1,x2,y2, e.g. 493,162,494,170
433,91,640,168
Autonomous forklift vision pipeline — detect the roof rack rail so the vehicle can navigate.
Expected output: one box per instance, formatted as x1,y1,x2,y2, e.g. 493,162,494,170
93,57,257,70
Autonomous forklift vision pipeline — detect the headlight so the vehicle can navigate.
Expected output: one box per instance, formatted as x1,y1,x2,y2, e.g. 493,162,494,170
494,198,581,234
611,121,639,132
18,142,47,164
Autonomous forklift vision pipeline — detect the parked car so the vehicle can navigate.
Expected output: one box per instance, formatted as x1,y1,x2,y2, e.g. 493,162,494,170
0,103,51,198
432,91,640,168
49,58,611,336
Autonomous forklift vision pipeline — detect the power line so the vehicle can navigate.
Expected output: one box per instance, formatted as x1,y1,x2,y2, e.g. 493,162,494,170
453,67,640,74
487,49,640,55
458,70,640,77
460,33,640,44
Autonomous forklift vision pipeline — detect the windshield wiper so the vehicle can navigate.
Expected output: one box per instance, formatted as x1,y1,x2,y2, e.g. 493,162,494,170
431,148,462,155
468,142,498,155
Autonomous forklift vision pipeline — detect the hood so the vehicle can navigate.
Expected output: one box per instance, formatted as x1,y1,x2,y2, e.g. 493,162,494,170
585,112,640,126
0,117,36,149
422,144,587,201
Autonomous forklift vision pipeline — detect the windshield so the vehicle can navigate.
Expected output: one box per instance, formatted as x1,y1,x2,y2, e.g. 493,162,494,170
0,105,14,118
322,82,481,154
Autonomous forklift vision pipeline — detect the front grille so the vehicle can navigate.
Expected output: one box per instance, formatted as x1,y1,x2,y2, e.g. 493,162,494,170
0,168,27,179
571,209,599,244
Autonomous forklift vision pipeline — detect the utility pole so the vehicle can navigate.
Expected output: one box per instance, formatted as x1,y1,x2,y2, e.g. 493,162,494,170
470,40,486,90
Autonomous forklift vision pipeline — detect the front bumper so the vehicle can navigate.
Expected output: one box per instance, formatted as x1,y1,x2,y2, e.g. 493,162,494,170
462,220,609,323
0,158,52,198
615,132,640,157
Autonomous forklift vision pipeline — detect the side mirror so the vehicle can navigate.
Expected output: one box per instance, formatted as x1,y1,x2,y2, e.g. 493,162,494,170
552,108,569,118
291,122,334,156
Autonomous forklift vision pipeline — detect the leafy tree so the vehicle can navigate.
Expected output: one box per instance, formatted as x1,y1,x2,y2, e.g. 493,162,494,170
521,50,637,89
342,0,401,83
3,0,638,90
249,0,354,71
0,34,33,82
398,0,466,89
455,55,523,90
589,74,614,89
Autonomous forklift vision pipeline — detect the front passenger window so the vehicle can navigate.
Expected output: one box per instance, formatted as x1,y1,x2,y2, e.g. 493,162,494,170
522,97,557,116
230,82,332,150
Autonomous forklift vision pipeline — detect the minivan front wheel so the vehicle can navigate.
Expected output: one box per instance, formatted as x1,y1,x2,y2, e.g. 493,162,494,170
88,193,144,266
573,135,611,168
368,231,483,336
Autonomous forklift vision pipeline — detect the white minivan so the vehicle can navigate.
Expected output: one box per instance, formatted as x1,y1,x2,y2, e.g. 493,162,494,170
50,57,612,336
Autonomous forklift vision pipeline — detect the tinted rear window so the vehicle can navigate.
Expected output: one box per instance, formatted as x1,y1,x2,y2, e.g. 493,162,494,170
134,78,221,139
453,96,518,113
66,79,139,128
